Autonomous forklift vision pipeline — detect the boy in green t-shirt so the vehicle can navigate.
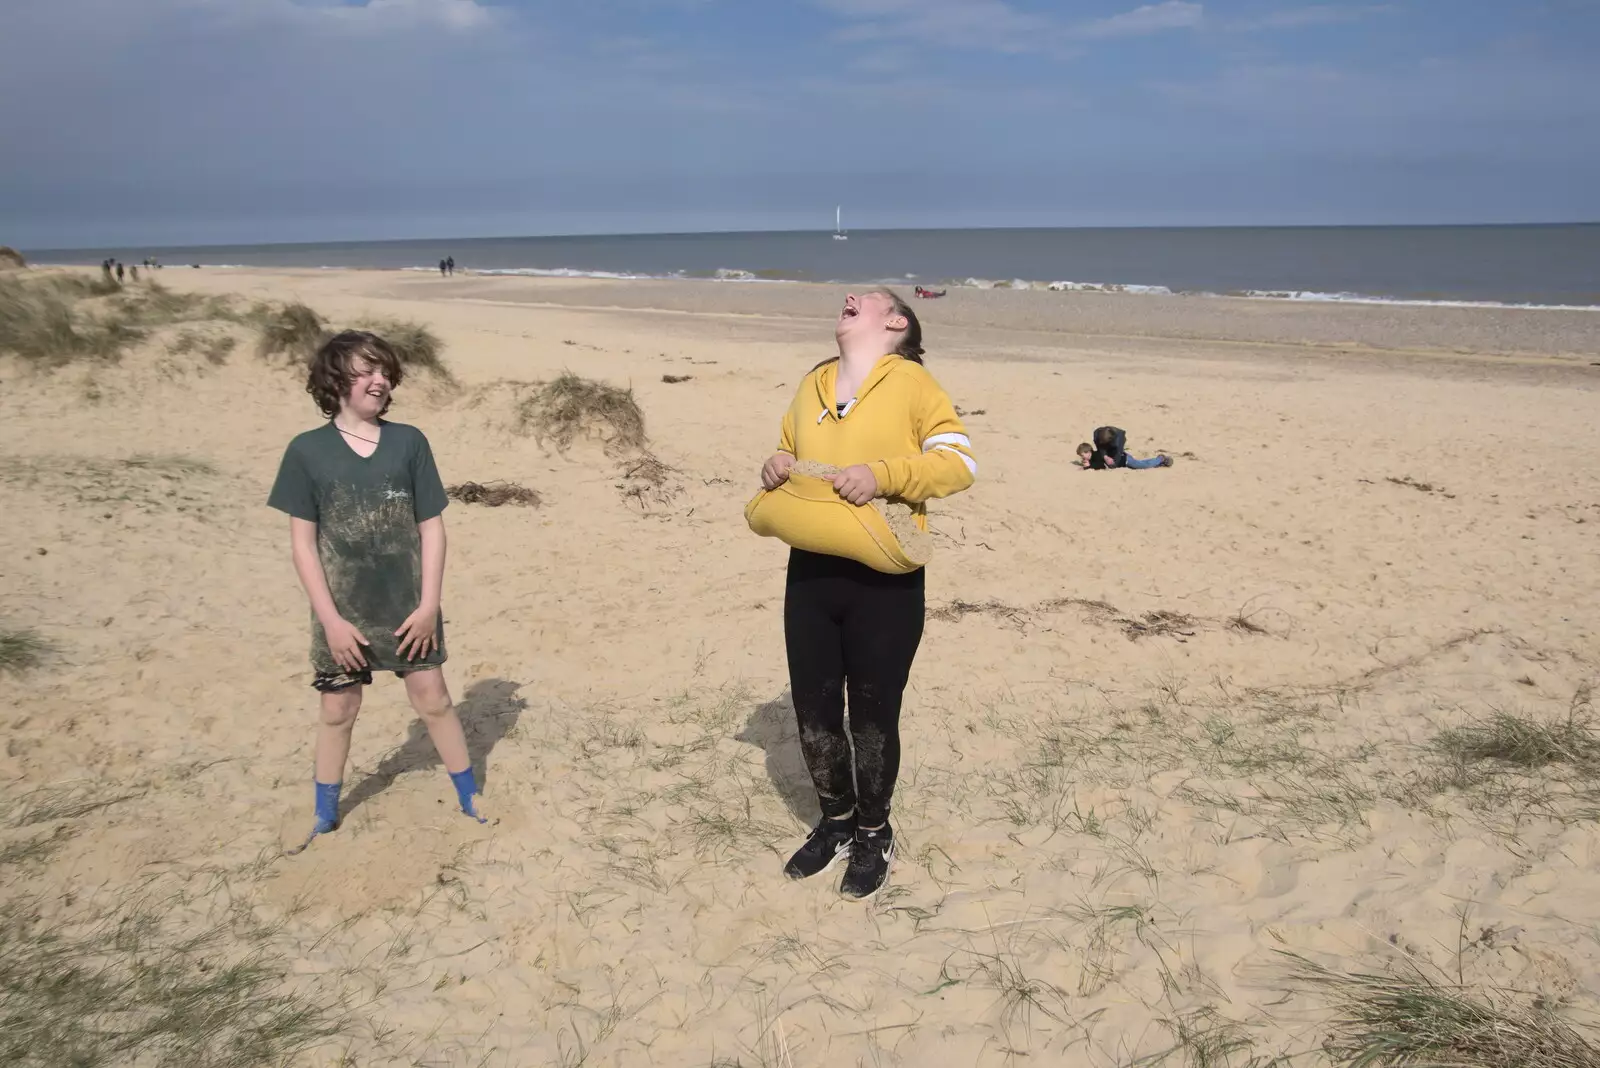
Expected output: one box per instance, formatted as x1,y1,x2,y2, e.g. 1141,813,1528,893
268,330,489,853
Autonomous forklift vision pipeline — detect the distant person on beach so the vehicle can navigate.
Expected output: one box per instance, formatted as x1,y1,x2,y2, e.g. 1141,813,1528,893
752,288,976,900
1080,426,1172,470
115,262,124,283
914,286,946,299
446,256,455,276
439,258,448,277
101,259,113,279
129,264,139,282
268,330,490,855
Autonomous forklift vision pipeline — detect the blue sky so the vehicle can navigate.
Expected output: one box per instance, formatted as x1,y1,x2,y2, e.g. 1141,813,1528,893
3,0,1598,248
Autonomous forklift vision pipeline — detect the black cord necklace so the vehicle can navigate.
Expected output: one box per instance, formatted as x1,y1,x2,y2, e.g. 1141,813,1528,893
334,422,380,446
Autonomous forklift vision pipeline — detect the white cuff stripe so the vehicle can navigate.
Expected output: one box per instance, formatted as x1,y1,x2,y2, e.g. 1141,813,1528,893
934,445,978,476
923,432,971,451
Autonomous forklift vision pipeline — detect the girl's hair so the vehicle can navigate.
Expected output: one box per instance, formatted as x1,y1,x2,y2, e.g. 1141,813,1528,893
872,287,925,363
306,330,404,418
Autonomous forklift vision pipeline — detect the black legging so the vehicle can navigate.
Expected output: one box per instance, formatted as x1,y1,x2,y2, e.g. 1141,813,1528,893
784,548,925,828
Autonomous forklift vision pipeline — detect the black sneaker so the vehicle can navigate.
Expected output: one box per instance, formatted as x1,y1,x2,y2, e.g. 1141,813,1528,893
840,825,894,900
783,816,855,880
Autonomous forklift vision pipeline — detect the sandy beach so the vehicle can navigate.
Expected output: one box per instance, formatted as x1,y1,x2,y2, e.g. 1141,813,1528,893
2,265,1598,1065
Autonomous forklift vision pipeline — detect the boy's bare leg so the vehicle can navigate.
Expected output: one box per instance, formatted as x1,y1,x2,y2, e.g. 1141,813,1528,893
404,669,468,772
405,669,492,823
316,687,363,784
285,686,362,854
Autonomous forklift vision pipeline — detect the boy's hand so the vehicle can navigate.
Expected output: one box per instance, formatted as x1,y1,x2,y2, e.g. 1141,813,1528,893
395,605,439,662
761,452,795,490
324,618,370,670
831,464,878,506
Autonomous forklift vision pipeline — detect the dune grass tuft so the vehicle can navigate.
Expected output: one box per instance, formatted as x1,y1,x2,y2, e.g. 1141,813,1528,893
169,327,239,365
1432,710,1600,771
0,630,52,677
10,780,144,828
254,302,328,363
1413,709,1600,819
0,274,244,367
1128,1006,1289,1067
254,309,453,378
358,318,452,380
0,896,350,1068
2,278,453,386
1287,952,1600,1068
517,373,647,452
108,280,213,327
0,246,25,270
43,275,123,300
0,275,145,366
0,826,73,869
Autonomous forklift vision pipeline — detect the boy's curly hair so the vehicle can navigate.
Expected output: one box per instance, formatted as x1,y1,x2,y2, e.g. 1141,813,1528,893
306,330,404,418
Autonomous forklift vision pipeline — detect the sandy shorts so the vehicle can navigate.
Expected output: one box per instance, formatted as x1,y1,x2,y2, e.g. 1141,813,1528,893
311,664,440,693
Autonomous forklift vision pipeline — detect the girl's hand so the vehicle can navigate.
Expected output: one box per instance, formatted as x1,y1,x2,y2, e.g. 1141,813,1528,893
831,464,878,505
761,452,795,490
394,605,439,661
323,617,370,670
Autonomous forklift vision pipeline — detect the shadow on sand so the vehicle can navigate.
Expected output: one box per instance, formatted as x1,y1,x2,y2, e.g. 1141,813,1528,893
341,677,526,821
735,690,821,827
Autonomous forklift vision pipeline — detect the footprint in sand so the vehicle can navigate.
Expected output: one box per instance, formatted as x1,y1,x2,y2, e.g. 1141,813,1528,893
278,804,324,856
1230,841,1301,899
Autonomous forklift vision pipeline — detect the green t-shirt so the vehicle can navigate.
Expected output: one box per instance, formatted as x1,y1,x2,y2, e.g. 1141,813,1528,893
267,421,450,674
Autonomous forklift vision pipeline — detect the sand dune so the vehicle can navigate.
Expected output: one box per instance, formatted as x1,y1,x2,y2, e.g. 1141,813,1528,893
1,267,1597,1065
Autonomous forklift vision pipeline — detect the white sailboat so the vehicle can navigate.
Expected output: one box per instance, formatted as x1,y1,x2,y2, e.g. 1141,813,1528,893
833,204,848,241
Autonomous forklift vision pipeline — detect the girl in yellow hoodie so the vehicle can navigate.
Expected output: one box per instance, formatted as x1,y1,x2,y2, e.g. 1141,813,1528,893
748,288,975,900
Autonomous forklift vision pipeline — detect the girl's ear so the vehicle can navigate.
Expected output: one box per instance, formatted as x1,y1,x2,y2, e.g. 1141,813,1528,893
885,314,908,331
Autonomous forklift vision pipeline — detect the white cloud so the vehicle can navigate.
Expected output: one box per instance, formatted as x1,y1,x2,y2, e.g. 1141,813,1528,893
1150,51,1600,133
813,0,1204,53
814,0,1058,53
360,0,496,30
1231,4,1392,32
187,0,502,34
1076,1,1204,39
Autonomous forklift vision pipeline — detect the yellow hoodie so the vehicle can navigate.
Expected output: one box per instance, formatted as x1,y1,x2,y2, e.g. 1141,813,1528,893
745,355,976,572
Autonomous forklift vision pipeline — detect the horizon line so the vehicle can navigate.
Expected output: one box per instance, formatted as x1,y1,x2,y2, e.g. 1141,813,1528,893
23,219,1600,255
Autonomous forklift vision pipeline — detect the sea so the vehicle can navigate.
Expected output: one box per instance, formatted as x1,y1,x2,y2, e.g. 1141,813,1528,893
28,224,1600,309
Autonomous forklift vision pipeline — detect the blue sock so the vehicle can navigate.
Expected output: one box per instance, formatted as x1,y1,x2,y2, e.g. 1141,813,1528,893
449,767,480,817
314,781,341,833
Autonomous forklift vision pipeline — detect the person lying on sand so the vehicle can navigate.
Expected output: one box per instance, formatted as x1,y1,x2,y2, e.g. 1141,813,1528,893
914,286,946,298
1080,426,1173,470
754,288,976,901
268,330,490,855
